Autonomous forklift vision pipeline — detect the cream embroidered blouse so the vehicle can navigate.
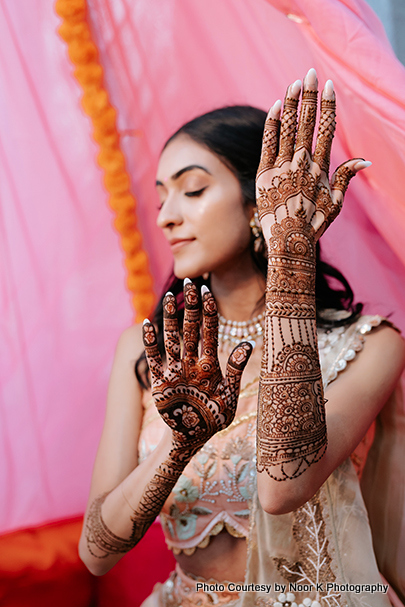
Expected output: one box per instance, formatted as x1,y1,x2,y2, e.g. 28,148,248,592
138,315,386,558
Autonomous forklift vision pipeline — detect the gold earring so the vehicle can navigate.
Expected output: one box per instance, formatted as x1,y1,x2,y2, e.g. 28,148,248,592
249,209,265,254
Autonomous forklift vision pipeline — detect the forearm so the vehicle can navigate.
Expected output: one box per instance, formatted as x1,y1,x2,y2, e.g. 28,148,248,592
257,216,326,485
79,428,192,575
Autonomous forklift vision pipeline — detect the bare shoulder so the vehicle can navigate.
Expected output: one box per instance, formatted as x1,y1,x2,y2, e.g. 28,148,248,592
114,323,146,366
326,321,405,420
361,322,405,376
106,323,146,414
90,323,148,492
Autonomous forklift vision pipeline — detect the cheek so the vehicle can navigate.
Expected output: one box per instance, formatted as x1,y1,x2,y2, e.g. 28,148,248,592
200,201,251,254
199,185,248,233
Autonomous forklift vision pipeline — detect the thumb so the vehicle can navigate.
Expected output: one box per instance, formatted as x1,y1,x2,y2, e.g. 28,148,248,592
224,341,254,390
331,158,371,205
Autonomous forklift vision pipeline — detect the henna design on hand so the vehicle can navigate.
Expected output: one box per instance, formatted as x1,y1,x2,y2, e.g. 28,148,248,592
257,116,280,177
254,73,359,480
257,155,342,237
331,163,356,196
86,283,253,558
313,98,336,175
295,90,318,154
144,283,253,456
275,96,299,167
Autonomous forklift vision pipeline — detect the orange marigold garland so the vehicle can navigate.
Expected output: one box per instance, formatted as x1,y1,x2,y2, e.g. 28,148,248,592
55,0,155,321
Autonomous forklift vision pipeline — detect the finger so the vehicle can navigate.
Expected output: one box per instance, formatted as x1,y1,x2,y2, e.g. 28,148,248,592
313,79,336,175
296,68,318,156
224,341,254,396
201,285,219,360
163,292,181,373
275,79,301,167
142,319,164,388
257,100,281,177
182,278,200,363
330,158,363,208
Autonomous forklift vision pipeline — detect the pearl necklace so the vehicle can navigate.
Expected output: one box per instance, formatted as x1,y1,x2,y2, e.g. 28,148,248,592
218,312,265,349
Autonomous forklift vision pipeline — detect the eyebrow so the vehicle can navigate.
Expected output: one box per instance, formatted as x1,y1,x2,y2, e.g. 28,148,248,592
156,164,211,186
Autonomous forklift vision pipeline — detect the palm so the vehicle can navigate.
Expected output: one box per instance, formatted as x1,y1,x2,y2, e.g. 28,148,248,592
143,282,253,450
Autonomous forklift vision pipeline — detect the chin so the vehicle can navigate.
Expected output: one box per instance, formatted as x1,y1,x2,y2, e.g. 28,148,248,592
173,263,205,281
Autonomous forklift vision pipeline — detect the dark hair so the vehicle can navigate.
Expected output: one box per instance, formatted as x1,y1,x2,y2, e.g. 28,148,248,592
136,106,362,388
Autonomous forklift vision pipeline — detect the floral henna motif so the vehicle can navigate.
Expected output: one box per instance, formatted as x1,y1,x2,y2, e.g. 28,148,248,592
257,216,327,481
86,284,253,558
257,155,342,237
144,283,253,453
182,281,200,372
255,76,358,481
257,156,319,222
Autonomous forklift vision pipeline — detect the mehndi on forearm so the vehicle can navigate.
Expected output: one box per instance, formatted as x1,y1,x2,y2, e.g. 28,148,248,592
85,445,193,558
257,215,327,481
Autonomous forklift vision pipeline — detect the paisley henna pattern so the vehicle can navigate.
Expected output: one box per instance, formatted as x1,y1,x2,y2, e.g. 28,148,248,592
257,216,327,480
86,283,253,558
256,155,341,237
254,76,359,480
145,285,253,453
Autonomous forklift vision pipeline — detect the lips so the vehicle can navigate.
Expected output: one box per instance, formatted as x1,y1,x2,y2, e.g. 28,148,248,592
169,238,195,252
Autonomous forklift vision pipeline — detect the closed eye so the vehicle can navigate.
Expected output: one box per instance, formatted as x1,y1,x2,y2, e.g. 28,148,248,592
185,187,207,197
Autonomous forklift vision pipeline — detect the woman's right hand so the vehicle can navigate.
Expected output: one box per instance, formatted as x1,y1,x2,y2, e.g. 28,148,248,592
143,280,253,462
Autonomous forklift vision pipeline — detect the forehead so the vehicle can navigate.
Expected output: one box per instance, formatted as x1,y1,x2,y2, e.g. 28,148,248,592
157,134,224,180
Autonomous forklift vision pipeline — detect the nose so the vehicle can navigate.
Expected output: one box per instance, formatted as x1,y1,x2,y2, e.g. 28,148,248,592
156,192,183,229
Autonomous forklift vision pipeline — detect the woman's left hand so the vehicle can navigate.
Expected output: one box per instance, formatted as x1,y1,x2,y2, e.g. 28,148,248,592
256,68,370,244
142,281,253,462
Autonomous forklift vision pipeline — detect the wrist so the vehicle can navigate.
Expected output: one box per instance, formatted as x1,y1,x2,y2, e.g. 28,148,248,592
169,436,203,469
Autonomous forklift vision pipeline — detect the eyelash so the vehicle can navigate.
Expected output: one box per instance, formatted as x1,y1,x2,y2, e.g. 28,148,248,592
185,187,207,197
157,186,207,210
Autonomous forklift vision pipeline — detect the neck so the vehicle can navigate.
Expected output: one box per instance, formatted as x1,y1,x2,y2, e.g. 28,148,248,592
209,255,265,321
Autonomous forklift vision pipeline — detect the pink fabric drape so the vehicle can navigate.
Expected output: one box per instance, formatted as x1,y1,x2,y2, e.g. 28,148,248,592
1,0,405,534
0,2,133,533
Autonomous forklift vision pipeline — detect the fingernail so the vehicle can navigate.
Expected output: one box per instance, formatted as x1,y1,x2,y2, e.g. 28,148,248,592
271,99,282,114
291,79,302,95
354,160,372,170
306,67,317,84
201,285,210,295
324,79,334,98
183,277,191,285
247,340,256,348
143,318,150,325
165,291,174,296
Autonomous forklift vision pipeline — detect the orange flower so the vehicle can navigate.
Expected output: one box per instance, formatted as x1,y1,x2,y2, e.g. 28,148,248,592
55,0,155,321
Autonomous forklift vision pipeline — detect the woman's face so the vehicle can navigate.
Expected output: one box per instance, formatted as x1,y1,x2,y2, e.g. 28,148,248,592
156,134,252,279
